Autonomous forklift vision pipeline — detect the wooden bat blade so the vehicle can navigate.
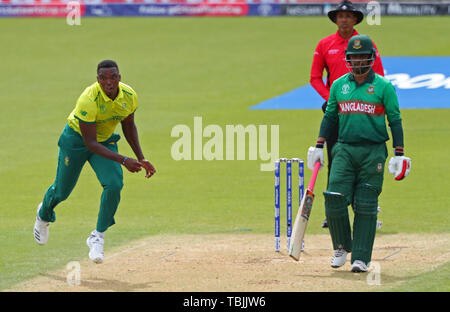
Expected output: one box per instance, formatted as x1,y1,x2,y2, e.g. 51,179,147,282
288,189,315,261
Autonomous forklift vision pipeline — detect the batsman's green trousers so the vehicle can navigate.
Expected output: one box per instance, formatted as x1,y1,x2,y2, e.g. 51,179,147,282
324,142,387,265
39,124,123,232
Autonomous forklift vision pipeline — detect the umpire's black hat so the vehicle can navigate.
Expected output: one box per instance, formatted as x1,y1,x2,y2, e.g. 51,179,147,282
328,0,364,25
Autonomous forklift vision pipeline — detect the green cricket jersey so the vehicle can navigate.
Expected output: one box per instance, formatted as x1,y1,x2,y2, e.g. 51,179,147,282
319,70,403,147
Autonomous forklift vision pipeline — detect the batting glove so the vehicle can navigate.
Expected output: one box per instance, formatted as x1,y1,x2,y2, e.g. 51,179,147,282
307,142,325,171
388,156,411,180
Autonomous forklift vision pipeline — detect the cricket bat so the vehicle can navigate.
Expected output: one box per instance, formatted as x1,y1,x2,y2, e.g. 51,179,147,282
289,161,321,261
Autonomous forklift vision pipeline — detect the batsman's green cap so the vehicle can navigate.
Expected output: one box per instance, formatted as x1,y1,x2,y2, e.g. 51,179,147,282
345,35,375,56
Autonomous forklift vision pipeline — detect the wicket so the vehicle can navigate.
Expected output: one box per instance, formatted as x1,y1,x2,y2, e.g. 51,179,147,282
275,158,304,252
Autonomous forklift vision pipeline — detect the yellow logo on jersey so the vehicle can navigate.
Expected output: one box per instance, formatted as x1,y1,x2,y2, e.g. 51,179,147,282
65,156,69,166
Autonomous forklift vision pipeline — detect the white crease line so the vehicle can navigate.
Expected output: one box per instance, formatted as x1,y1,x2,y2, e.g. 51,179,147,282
430,252,450,270
105,242,149,260
155,251,178,262
434,251,450,262
105,242,178,262
382,248,403,260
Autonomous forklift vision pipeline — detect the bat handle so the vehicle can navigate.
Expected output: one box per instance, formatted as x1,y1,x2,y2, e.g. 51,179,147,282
308,162,321,192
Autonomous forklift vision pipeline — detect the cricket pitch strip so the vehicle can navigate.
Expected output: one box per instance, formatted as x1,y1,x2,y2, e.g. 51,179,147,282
7,233,450,292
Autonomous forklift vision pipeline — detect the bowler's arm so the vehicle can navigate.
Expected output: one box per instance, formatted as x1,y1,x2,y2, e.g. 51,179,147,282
121,114,156,178
79,121,143,173
121,113,145,161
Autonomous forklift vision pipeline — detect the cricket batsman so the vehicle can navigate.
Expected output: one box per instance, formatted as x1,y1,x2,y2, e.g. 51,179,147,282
307,35,411,272
33,60,156,264
310,0,385,228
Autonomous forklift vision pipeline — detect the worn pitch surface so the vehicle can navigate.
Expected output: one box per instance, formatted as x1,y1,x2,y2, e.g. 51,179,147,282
7,233,449,292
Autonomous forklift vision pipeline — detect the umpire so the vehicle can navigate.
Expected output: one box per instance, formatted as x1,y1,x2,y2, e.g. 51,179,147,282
310,0,384,227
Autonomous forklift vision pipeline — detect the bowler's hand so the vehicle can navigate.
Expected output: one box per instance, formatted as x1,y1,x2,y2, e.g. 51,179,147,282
123,157,143,173
139,159,156,178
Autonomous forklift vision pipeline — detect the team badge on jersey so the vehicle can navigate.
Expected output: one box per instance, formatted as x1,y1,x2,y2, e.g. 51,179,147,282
367,85,375,95
341,83,350,94
100,103,106,114
65,156,70,166
122,103,127,109
353,40,362,49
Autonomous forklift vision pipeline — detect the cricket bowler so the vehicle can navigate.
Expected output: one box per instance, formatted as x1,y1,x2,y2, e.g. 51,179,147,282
307,35,411,272
34,60,156,264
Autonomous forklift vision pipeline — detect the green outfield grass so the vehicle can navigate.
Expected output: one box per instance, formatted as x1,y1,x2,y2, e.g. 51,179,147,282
388,262,450,292
0,16,449,291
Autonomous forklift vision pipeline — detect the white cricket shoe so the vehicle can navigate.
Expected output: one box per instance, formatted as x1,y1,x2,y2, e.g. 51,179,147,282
86,231,104,264
351,260,369,272
34,203,49,245
331,248,347,268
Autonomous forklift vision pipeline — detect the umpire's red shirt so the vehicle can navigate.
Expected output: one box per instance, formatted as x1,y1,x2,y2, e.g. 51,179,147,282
310,30,384,101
